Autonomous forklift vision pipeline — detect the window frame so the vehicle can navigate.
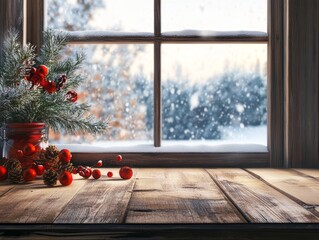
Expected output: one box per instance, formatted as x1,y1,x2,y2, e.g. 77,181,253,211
24,0,284,167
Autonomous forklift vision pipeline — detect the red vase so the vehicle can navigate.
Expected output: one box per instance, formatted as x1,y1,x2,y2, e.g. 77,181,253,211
1,123,48,169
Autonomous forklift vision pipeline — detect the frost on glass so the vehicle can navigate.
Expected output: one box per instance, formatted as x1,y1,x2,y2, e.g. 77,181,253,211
162,0,267,32
46,0,153,32
162,44,267,145
50,44,154,143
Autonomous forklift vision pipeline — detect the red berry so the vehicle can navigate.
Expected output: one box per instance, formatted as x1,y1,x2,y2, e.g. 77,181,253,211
96,160,103,167
72,168,77,174
66,90,78,102
44,80,57,94
107,171,113,178
86,167,92,173
79,171,85,177
16,150,24,158
77,165,84,172
116,155,123,161
23,168,37,182
119,166,133,180
92,169,102,179
30,67,37,74
83,169,91,178
37,65,49,76
59,172,73,186
35,165,45,176
30,72,46,86
0,166,7,181
58,149,72,163
23,143,36,156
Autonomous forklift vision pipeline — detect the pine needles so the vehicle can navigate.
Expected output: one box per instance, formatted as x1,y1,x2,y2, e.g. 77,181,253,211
0,29,108,135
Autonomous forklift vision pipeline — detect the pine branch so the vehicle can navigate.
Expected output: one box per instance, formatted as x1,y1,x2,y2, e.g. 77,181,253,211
0,82,37,124
37,29,67,68
48,51,85,89
0,28,109,135
0,30,36,87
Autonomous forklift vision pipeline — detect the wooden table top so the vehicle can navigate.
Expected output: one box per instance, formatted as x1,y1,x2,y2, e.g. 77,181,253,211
1,168,319,238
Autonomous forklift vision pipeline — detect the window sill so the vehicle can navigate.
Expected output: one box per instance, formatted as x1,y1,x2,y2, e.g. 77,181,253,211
56,142,268,153
56,142,269,168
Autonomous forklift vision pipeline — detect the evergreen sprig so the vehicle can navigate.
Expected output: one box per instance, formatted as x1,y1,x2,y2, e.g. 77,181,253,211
0,30,35,87
0,29,108,135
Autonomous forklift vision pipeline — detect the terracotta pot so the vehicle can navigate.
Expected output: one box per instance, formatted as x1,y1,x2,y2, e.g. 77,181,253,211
1,123,48,168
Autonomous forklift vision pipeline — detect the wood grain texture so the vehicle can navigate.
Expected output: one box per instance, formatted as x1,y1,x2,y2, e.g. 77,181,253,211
125,168,245,223
0,182,16,197
71,152,269,167
284,0,319,167
296,169,319,179
54,169,136,223
268,0,284,167
0,175,86,223
207,168,319,223
26,0,44,52
247,169,319,211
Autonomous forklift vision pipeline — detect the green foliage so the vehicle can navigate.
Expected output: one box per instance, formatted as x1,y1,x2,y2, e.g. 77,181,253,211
0,29,108,135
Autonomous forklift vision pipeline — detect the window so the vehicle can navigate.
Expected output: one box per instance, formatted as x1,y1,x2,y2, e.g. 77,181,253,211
24,0,284,166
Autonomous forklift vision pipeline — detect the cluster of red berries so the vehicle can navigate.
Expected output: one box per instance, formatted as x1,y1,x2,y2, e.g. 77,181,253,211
0,148,74,184
76,155,133,180
77,165,102,179
25,64,78,103
25,65,56,93
0,151,134,186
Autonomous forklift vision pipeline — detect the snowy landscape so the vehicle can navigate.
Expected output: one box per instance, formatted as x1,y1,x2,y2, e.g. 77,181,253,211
47,0,267,147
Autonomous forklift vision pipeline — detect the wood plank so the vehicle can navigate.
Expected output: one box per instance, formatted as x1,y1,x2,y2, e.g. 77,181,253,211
268,0,284,167
247,168,319,214
125,168,245,223
0,174,86,223
54,168,136,223
296,169,319,179
0,181,16,197
207,168,319,223
26,0,44,52
72,152,269,168
284,0,319,167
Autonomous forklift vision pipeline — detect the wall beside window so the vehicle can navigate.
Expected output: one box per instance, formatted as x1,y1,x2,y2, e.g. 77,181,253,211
284,0,319,167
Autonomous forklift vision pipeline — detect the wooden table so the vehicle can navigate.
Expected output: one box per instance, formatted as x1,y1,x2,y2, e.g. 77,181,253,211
1,168,319,239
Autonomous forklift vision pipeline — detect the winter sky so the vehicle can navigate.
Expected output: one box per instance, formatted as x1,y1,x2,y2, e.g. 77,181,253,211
58,0,267,84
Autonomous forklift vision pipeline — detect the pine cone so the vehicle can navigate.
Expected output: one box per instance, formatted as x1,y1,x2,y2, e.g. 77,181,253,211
5,158,22,172
58,161,75,173
43,169,58,186
5,159,23,184
8,168,23,184
44,145,59,160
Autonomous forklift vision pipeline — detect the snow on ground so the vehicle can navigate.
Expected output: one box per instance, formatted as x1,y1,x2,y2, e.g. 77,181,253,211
57,126,267,153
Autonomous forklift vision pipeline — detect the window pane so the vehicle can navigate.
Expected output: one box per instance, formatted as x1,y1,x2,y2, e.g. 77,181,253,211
162,44,267,145
162,0,267,32
51,44,154,144
46,0,153,32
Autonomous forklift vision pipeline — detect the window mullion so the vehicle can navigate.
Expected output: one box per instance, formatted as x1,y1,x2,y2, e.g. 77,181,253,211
154,0,161,147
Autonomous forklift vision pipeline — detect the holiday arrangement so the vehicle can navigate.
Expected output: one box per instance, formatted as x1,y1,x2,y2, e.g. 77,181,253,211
0,146,133,186
0,29,107,132
0,29,133,186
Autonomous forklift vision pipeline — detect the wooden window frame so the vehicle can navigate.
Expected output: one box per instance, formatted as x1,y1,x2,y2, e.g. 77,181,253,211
21,0,284,167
